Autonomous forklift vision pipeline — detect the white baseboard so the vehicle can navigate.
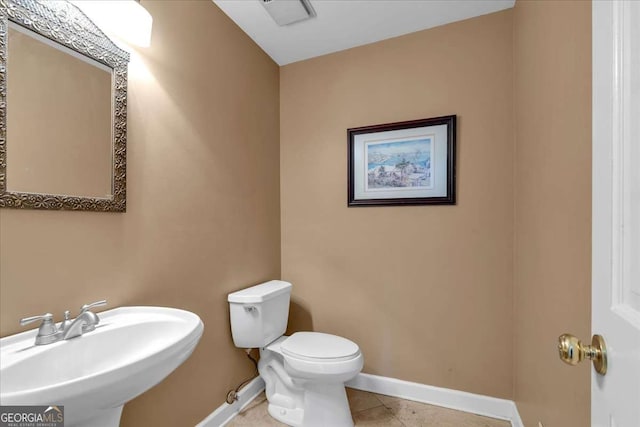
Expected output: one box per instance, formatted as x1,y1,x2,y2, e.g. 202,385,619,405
195,376,265,427
511,405,524,427
346,373,524,427
196,373,524,427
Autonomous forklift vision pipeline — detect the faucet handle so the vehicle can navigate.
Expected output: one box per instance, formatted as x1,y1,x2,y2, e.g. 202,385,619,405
80,300,107,313
20,312,54,326
20,313,60,345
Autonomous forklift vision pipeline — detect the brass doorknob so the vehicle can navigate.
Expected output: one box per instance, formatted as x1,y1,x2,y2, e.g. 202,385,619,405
558,333,607,375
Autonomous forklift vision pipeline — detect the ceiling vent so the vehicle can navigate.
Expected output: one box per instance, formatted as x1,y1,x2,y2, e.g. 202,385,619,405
260,0,316,26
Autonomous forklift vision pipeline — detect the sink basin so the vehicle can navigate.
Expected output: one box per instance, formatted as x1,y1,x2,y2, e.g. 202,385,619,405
0,306,203,427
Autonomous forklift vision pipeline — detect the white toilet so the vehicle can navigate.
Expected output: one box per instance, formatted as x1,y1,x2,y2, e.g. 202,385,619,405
228,280,363,427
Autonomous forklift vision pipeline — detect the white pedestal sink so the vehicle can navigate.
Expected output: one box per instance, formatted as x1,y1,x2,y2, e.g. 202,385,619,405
0,306,204,427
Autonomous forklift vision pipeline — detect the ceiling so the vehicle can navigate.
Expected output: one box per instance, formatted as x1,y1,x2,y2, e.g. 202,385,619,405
213,0,515,66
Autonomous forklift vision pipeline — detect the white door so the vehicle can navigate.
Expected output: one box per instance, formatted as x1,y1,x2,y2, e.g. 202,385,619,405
592,0,640,426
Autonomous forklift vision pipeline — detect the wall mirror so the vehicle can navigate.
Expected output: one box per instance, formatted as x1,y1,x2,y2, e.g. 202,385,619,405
0,0,130,211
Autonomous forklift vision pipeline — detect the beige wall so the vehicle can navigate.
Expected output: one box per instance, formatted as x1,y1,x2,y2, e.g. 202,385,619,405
280,10,515,399
513,1,592,426
0,2,280,426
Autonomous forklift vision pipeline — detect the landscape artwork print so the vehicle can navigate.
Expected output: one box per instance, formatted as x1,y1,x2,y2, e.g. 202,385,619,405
347,115,456,206
365,137,433,190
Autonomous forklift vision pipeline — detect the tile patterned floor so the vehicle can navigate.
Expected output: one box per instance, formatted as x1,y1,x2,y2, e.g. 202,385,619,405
227,388,511,426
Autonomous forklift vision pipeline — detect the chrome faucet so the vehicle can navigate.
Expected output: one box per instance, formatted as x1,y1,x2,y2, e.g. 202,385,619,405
19,300,107,345
62,310,100,340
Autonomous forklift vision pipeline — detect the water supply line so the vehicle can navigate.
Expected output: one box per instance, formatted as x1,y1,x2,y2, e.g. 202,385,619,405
225,349,259,404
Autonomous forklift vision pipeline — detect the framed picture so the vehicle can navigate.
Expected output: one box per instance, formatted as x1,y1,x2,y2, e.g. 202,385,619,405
347,115,456,207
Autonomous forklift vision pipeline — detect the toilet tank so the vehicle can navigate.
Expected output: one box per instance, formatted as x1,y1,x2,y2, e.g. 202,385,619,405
228,280,292,348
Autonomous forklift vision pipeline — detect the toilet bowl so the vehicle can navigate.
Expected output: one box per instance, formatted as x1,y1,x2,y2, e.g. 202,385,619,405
228,281,363,427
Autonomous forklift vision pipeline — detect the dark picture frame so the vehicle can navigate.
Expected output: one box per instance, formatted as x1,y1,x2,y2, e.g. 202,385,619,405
347,115,456,207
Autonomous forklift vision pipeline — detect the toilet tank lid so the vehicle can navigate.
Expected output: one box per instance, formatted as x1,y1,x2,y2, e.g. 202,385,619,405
228,280,292,303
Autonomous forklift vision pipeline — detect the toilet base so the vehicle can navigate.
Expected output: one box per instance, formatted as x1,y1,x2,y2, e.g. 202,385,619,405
300,382,354,427
265,384,354,427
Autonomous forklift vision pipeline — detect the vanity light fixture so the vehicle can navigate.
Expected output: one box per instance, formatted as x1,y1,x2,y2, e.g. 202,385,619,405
71,0,153,48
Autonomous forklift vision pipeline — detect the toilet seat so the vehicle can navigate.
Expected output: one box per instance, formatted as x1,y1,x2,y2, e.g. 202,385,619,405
275,332,364,381
281,332,360,362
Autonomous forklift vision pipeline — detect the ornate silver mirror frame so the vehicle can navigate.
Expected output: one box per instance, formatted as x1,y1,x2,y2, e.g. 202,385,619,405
0,0,130,211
